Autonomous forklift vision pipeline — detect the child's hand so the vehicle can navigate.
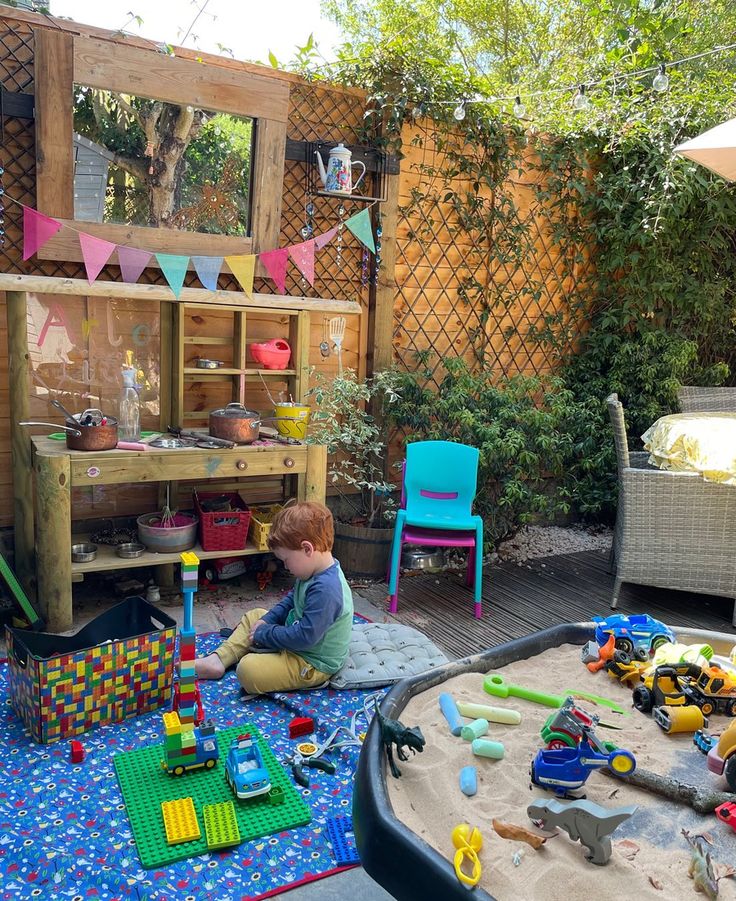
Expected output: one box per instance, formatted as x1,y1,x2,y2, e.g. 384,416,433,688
249,619,267,642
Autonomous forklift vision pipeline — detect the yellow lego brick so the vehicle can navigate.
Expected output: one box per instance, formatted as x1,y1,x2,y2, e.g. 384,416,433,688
162,711,182,734
180,551,200,568
161,797,201,845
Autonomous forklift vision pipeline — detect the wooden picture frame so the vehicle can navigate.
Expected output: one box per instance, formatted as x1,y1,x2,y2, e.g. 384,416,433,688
34,31,288,269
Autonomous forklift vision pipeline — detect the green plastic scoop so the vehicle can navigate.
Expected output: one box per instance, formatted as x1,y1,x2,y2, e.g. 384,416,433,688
483,673,628,715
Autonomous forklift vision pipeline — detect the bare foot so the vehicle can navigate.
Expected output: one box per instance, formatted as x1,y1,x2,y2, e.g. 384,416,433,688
195,653,226,680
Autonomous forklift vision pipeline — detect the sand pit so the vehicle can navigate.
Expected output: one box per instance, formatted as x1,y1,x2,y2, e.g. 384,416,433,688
386,639,736,900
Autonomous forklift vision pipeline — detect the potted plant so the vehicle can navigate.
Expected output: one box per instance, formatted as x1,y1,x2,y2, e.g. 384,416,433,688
306,368,401,578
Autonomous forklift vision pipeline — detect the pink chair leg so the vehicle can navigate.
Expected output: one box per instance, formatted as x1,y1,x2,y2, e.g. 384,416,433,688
465,546,474,587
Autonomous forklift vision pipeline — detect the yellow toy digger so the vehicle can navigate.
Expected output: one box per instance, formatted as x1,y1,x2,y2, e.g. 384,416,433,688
632,663,708,733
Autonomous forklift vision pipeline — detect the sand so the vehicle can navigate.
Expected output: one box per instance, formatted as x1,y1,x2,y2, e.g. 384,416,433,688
387,642,736,900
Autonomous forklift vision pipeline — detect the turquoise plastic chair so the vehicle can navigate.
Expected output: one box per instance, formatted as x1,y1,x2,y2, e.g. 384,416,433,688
388,441,484,618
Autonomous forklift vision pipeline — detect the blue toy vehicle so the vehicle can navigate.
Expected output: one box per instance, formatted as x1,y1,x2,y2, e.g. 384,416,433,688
530,728,636,797
225,733,272,800
592,614,675,661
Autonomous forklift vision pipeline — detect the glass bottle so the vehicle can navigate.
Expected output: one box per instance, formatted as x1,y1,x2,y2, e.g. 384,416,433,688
119,367,141,441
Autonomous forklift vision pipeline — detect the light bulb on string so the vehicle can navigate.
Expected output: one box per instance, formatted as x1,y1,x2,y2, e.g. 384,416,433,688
652,63,669,92
513,95,526,119
572,84,590,111
453,100,466,121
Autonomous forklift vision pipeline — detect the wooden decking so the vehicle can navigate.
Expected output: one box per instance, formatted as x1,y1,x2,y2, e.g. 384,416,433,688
387,549,736,659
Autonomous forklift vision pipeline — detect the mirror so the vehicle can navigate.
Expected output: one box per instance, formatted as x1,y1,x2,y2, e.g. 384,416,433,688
72,85,254,236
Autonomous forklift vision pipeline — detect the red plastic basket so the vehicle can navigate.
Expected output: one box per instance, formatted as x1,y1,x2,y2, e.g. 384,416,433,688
193,491,252,552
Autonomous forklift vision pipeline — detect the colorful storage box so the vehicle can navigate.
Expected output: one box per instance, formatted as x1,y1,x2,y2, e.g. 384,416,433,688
194,491,252,552
6,596,176,744
248,504,284,551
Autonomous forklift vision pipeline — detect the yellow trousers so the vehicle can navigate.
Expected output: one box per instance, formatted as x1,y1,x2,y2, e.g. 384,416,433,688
214,607,331,694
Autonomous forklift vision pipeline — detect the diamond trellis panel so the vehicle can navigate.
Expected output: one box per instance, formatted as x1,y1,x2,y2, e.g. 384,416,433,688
393,120,595,387
0,19,33,92
288,82,365,144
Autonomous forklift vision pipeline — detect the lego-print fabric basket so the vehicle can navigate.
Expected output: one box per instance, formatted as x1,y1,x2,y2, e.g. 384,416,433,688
6,596,176,743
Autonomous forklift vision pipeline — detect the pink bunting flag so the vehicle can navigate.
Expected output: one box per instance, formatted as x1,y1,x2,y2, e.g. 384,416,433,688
22,207,62,260
259,247,289,294
314,226,338,250
288,239,315,286
79,233,117,283
117,246,153,284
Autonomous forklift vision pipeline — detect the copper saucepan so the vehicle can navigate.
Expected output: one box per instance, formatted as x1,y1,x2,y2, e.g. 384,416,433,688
208,403,297,445
20,406,119,451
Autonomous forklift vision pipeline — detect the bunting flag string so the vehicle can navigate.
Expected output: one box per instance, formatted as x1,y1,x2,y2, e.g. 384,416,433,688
22,207,62,261
224,254,255,297
192,255,223,292
11,198,378,298
288,239,316,287
155,253,189,299
118,246,153,284
259,248,289,295
344,208,376,254
79,233,117,283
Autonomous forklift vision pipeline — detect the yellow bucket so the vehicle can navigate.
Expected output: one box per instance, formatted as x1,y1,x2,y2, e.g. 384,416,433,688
273,402,310,440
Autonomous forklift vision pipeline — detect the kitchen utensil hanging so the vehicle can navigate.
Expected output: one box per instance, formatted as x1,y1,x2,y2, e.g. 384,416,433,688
320,317,331,358
329,316,346,374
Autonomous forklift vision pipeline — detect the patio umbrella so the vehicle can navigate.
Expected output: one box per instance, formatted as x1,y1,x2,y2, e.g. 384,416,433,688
674,116,736,181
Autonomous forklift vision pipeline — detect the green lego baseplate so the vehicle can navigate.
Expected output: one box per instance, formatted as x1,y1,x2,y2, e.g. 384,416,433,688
114,723,311,868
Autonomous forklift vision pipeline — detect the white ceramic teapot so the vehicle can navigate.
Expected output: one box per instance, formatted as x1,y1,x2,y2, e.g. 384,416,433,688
315,143,367,195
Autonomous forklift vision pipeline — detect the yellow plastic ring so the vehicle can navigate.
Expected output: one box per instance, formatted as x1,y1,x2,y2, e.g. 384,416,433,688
453,846,482,887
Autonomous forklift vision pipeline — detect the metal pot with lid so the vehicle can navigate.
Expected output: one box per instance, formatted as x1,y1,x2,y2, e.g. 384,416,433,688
208,402,292,445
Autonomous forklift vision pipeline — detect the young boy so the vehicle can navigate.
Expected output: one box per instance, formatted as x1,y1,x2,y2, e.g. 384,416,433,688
195,501,354,694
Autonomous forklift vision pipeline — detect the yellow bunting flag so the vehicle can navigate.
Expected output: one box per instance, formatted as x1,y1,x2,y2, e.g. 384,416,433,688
225,254,256,297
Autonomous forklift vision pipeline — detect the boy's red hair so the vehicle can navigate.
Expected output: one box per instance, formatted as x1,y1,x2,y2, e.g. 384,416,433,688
267,501,334,552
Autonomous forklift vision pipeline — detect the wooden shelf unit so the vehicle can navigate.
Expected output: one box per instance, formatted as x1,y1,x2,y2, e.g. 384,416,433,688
172,301,311,423
71,534,265,578
31,436,328,630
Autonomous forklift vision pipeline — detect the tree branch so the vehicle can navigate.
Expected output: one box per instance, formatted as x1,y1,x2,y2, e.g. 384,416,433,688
110,153,149,183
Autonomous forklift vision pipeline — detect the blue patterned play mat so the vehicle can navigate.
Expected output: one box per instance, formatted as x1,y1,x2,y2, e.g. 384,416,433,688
0,630,382,900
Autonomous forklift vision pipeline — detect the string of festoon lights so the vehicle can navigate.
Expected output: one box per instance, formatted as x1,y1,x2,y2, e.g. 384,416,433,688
408,40,736,122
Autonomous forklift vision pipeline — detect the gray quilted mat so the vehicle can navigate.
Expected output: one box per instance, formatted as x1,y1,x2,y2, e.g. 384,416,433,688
330,622,449,690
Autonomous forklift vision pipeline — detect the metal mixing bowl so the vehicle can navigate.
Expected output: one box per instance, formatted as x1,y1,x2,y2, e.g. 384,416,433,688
401,547,447,571
116,542,146,559
71,542,98,563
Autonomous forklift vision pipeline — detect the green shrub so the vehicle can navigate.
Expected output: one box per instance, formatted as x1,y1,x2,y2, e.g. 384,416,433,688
389,358,603,545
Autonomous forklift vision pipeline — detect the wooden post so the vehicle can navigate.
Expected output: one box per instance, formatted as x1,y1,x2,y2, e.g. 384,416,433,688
302,444,327,503
159,300,174,431
368,173,400,374
292,309,311,403
6,290,36,598
35,452,73,631
367,173,401,481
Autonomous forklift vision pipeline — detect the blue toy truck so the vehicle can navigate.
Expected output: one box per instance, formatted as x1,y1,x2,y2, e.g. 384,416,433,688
225,733,272,800
531,727,636,797
592,614,674,661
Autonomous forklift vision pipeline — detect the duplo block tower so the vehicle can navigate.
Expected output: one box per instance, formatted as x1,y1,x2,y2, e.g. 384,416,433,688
162,553,219,774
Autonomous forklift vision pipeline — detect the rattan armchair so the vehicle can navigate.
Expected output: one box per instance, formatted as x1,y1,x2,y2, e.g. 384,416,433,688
607,393,736,627
678,386,736,413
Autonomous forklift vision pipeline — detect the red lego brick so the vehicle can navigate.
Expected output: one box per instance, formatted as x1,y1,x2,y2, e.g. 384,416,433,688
288,716,315,739
70,740,85,763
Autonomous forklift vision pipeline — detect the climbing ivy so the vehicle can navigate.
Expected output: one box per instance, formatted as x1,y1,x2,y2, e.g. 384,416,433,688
295,4,736,527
